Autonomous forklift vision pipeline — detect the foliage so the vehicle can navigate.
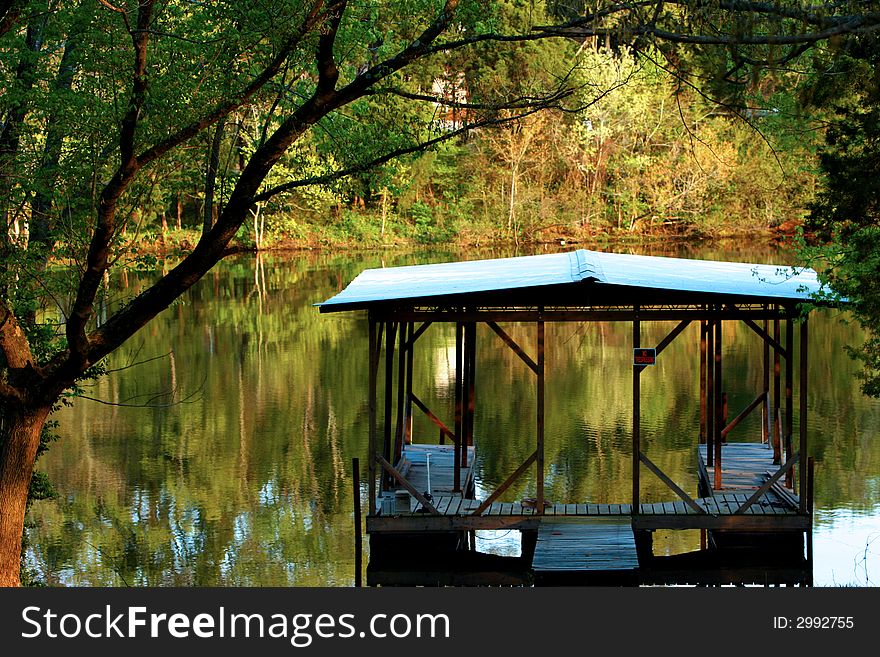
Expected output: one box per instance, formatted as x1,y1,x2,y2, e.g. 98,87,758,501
801,36,880,396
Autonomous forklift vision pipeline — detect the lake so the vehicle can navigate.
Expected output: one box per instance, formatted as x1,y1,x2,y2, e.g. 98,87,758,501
24,241,880,586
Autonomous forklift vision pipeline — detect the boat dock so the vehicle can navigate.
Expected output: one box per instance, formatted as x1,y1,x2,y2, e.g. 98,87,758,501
320,250,821,586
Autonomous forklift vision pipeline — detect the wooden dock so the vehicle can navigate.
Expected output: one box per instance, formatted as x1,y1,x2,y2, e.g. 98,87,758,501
387,444,475,512
698,442,789,491
366,439,810,585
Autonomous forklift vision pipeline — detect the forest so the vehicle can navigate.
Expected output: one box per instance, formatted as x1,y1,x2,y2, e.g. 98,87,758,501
1,1,833,252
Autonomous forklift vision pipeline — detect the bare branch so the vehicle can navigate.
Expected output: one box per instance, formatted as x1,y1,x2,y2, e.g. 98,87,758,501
364,87,571,111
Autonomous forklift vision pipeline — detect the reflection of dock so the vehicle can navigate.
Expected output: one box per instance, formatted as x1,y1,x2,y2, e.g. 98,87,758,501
321,250,823,586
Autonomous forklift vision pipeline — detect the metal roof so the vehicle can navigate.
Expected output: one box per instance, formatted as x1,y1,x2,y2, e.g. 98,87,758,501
318,249,824,311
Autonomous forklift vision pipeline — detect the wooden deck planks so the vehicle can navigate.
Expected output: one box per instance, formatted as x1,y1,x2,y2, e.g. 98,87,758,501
393,444,476,499
418,495,798,518
532,518,639,573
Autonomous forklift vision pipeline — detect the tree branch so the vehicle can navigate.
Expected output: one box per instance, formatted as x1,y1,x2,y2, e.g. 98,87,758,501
336,0,462,101
63,0,155,370
537,1,880,46
364,87,570,111
544,18,880,46
134,1,327,169
252,96,572,203
315,0,346,99
0,0,25,38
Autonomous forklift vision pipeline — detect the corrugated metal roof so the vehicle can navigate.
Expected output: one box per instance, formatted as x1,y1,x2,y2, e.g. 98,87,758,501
318,249,824,311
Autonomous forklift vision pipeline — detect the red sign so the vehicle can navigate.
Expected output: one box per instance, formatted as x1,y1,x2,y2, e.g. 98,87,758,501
633,348,656,366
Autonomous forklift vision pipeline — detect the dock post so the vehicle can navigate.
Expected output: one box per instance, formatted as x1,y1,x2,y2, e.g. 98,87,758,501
773,311,782,464
394,322,408,464
465,321,476,466
762,313,770,445
454,322,463,492
405,322,414,445
632,307,640,513
352,458,362,587
785,315,794,488
799,318,809,511
714,309,723,490
707,314,715,468
384,322,397,490
700,320,707,445
368,317,379,511
537,317,545,513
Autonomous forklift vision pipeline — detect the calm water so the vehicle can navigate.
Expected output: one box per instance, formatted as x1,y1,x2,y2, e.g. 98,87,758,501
24,242,880,586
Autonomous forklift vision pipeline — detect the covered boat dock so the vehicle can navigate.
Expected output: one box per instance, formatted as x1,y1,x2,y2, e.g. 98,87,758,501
319,249,824,585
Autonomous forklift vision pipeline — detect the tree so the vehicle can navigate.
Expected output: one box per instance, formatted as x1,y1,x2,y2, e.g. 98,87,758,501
0,0,584,586
802,33,880,396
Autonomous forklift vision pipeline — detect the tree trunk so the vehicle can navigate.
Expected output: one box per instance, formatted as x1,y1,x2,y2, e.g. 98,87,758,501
0,405,50,587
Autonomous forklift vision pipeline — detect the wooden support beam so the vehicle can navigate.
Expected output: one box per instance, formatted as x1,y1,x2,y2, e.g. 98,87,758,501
785,317,794,487
714,312,723,489
721,392,766,439
454,322,463,492
368,317,379,515
707,316,715,468
655,319,691,356
394,322,408,463
800,318,809,512
773,312,782,464
383,322,397,488
387,307,788,323
639,452,707,515
470,451,538,516
466,321,477,454
487,321,539,374
409,393,458,446
763,314,770,445
700,320,707,446
632,308,641,512
734,453,799,515
405,322,414,445
537,319,546,514
375,455,440,515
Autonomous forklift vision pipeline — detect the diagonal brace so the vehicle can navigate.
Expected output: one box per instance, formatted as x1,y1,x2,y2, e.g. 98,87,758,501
487,322,539,374
409,393,458,446
639,452,708,515
734,452,799,515
470,450,538,516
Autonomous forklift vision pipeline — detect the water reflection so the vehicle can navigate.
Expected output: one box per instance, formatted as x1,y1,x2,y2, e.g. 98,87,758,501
24,243,880,586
